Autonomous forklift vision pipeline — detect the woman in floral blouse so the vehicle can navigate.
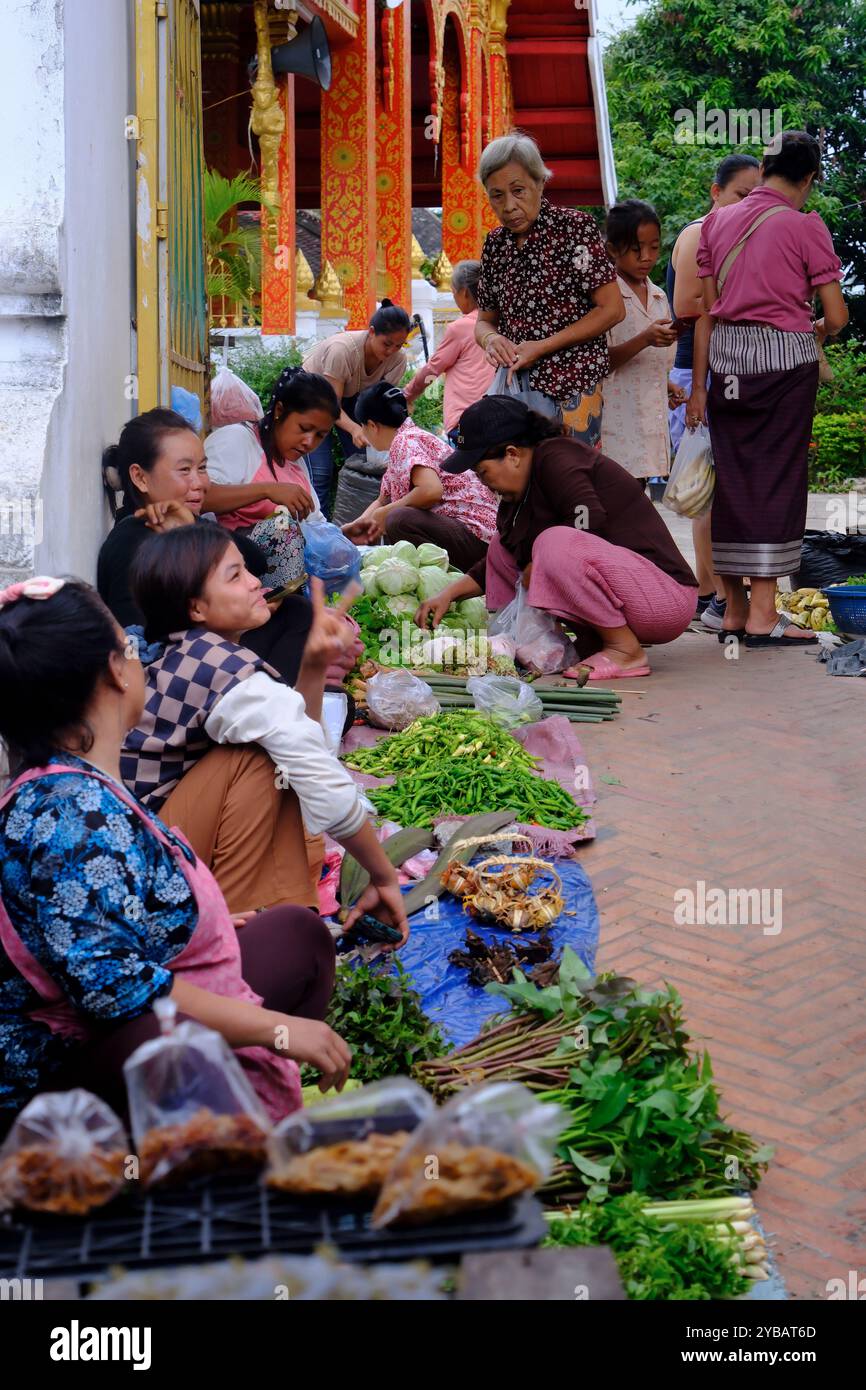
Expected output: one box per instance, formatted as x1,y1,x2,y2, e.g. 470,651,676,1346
342,382,497,572
475,133,625,446
0,577,363,1127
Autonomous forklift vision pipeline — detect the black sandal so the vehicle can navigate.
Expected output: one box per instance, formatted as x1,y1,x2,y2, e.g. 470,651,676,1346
744,614,819,648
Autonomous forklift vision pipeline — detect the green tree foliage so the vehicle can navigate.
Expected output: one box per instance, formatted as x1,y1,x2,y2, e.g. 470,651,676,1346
604,0,866,328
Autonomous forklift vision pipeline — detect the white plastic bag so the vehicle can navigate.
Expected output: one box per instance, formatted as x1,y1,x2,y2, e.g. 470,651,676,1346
210,366,264,429
466,673,543,730
321,691,349,753
372,1081,566,1228
662,424,715,518
366,670,440,730
489,582,577,674
0,1089,128,1215
124,998,270,1186
486,367,563,425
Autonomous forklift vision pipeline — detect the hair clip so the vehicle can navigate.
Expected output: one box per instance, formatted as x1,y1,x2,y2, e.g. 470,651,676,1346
0,576,66,610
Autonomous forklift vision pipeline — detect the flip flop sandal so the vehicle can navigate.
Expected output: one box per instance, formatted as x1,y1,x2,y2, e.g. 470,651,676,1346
564,655,652,681
744,613,819,648
718,628,747,643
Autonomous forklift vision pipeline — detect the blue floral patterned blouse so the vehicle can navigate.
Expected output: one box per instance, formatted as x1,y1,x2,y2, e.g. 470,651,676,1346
0,754,198,1117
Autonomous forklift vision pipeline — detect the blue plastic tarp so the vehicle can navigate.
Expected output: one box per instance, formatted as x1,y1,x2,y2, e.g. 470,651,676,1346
397,856,600,1049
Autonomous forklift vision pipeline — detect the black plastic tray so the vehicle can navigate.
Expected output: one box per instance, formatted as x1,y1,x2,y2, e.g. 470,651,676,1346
0,1178,545,1279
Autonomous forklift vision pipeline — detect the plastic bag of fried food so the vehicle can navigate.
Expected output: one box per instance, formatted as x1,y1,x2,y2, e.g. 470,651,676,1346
123,998,271,1186
266,1077,433,1197
372,1081,566,1228
0,1089,129,1215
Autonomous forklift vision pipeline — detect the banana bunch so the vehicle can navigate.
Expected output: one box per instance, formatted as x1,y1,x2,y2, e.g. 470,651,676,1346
776,587,833,631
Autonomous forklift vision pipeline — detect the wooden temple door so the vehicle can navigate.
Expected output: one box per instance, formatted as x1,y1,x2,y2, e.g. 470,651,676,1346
135,0,209,417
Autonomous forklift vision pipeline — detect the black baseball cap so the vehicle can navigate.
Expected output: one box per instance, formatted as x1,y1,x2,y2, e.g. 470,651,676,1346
442,396,531,473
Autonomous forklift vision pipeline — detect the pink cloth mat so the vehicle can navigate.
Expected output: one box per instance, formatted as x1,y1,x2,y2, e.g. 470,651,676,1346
341,712,596,853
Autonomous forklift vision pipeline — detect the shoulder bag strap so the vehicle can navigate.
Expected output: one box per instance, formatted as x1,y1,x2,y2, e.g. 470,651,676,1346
716,205,789,292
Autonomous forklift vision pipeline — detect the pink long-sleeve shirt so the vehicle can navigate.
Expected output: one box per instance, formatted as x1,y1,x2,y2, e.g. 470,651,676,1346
404,310,494,431
696,186,842,333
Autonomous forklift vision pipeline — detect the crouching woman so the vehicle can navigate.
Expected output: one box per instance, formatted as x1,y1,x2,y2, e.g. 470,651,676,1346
122,524,408,924
0,577,359,1129
416,398,697,679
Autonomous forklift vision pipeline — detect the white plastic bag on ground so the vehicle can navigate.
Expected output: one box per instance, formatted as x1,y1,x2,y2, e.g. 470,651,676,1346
489,582,577,674
366,670,440,730
662,424,715,518
466,673,543,729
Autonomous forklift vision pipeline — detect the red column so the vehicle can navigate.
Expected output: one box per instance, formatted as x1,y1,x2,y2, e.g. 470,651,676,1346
375,3,412,308
261,76,296,334
320,0,377,328
441,27,485,264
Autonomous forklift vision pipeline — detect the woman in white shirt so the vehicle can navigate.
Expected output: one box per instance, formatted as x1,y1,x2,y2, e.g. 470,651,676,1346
121,524,408,941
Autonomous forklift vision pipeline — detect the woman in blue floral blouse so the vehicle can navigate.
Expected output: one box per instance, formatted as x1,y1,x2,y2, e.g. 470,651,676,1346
0,577,363,1128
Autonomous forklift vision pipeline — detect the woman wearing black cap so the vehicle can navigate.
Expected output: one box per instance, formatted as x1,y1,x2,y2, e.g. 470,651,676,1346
416,398,697,680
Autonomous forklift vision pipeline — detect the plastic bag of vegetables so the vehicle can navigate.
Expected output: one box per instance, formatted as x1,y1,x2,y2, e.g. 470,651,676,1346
366,669,440,730
662,425,715,518
467,673,543,729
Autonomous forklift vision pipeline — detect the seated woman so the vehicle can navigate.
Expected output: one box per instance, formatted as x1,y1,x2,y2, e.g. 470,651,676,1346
203,367,335,591
342,382,498,573
122,524,409,920
0,577,373,1129
416,398,698,680
98,408,314,686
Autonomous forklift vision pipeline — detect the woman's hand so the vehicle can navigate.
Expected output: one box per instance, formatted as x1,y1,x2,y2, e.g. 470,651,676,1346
342,517,378,543
643,319,678,348
343,876,410,948
269,483,315,519
482,332,521,370
667,379,688,409
685,384,708,429
415,590,452,630
275,1015,352,1091
302,578,358,671
505,341,544,385
134,500,196,532
350,425,369,451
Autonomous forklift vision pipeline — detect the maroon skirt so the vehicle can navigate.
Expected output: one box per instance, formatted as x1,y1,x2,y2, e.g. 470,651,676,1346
707,334,819,578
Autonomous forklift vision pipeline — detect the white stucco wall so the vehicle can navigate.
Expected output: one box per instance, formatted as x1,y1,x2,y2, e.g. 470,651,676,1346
0,0,134,585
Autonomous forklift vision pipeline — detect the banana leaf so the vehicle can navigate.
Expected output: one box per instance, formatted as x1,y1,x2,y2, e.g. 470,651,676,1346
338,826,436,909
400,810,516,918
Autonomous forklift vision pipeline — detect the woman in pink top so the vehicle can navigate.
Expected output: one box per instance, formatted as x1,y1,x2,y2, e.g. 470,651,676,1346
403,260,495,438
342,383,498,572
690,131,847,646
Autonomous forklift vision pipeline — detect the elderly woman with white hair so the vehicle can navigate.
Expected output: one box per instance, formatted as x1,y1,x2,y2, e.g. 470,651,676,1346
475,132,625,444
404,259,494,444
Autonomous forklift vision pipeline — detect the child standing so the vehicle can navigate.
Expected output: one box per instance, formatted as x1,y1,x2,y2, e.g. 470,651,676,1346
601,200,683,483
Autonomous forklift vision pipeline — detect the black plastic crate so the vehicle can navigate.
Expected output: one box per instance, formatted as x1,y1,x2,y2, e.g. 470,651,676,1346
0,1178,544,1279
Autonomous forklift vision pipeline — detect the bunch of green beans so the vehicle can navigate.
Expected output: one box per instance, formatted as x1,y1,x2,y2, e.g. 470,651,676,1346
366,757,588,830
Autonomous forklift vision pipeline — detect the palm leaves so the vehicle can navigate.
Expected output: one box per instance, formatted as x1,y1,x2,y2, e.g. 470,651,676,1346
204,168,276,314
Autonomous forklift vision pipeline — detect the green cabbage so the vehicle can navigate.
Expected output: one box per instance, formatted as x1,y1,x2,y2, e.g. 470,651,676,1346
416,566,452,600
385,594,418,619
361,569,380,597
375,557,420,595
361,545,395,569
458,597,488,628
415,543,449,570
390,540,419,565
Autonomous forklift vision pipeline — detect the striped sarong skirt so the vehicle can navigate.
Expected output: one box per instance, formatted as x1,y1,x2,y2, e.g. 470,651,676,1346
707,322,819,578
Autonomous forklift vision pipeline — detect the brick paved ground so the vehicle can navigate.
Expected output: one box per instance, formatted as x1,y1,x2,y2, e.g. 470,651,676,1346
576,507,865,1301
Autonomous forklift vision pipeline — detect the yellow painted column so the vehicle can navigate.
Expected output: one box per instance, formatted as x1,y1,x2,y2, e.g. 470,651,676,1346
375,3,412,308
320,0,377,328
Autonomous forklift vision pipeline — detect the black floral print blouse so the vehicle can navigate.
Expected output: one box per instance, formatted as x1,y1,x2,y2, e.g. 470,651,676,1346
476,198,617,402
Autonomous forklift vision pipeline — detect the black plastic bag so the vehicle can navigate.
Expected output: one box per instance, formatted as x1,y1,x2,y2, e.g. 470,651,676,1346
795,530,866,589
332,466,384,527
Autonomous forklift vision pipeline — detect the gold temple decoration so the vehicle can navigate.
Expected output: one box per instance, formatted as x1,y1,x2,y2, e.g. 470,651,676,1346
380,9,395,112
312,259,346,317
251,0,285,249
410,235,427,278
267,6,299,44
488,0,510,47
375,241,389,301
295,250,319,311
429,249,454,291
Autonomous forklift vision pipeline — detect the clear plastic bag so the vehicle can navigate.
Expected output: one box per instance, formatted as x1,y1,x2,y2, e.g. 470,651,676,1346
366,669,440,730
0,1089,128,1215
301,520,362,595
466,673,543,730
489,582,577,674
321,691,349,753
123,998,270,1187
372,1081,565,1228
266,1078,433,1198
210,365,264,429
486,367,563,425
662,424,715,518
